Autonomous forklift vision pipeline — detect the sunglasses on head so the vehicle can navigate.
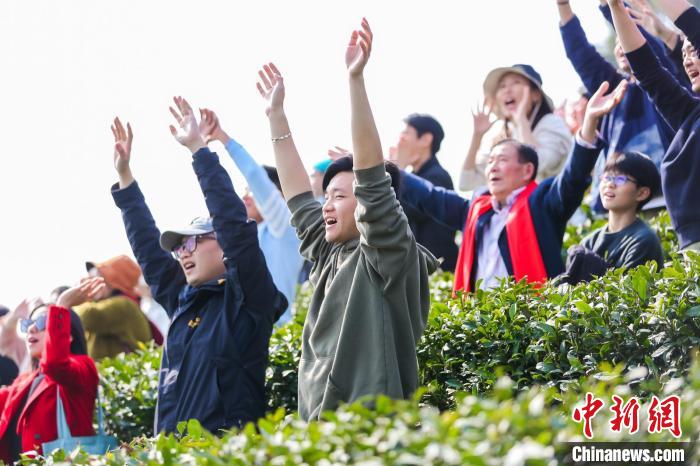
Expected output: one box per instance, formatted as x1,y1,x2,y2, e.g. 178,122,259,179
599,174,638,187
171,233,216,260
20,314,48,333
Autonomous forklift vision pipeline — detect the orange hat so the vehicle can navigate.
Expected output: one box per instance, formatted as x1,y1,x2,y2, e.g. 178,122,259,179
85,255,142,297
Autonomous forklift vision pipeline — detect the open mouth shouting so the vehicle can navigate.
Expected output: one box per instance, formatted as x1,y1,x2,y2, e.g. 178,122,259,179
324,216,338,230
182,260,196,274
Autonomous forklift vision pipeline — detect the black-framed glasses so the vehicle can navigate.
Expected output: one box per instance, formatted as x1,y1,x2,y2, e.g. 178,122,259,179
599,174,638,187
171,233,216,260
20,314,48,333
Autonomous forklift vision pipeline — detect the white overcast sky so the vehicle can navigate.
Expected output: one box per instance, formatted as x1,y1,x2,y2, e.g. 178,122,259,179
0,0,613,307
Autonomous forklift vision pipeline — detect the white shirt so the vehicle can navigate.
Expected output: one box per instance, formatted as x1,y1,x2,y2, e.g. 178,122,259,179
475,186,526,290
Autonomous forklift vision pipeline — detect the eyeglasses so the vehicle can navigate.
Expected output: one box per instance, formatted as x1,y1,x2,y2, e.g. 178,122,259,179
599,174,638,187
171,233,216,260
20,314,48,333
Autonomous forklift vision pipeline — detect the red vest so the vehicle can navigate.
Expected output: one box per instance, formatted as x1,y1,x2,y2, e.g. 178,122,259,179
453,181,547,293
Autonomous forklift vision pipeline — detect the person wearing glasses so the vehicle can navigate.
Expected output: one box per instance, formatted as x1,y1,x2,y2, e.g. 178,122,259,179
572,151,664,272
401,78,631,292
108,97,286,435
0,294,93,463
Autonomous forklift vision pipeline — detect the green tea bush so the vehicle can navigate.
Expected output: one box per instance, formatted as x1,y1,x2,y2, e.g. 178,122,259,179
97,254,699,442
420,254,700,409
93,213,691,445
98,342,161,440
28,357,699,465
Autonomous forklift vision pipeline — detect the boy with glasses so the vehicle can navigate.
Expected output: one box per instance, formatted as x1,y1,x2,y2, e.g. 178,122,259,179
108,96,286,435
576,151,664,270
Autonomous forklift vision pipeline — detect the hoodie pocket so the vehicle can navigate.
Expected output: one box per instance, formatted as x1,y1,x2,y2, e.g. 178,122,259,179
324,374,346,409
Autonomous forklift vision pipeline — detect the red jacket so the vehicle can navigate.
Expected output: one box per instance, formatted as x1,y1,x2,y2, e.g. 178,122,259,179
0,305,98,462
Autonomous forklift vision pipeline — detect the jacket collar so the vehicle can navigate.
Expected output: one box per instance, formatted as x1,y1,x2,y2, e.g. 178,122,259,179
19,371,50,422
414,155,439,176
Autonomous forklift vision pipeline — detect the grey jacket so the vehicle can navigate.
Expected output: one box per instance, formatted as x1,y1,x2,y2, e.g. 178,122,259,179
288,164,439,421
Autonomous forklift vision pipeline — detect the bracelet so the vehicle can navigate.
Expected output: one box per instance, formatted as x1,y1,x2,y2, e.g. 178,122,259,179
557,0,569,4
271,132,292,143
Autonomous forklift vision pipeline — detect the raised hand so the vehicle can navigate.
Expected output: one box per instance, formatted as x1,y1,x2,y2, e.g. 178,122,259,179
111,117,135,188
585,80,628,120
169,96,206,153
199,108,229,145
256,63,285,118
580,80,628,143
328,145,351,160
472,98,496,137
512,85,532,125
112,117,132,174
346,18,373,77
627,0,679,48
11,299,31,320
56,277,108,308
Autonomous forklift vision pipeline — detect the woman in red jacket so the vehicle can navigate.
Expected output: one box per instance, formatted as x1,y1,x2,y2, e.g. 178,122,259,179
0,290,97,463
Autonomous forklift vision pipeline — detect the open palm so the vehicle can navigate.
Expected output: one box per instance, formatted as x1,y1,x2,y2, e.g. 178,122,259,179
346,18,373,76
586,80,628,119
111,117,133,175
256,63,285,116
169,96,203,148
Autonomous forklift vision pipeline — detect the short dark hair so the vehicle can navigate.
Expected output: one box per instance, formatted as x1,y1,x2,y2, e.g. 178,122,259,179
491,139,539,181
263,165,282,192
603,151,661,210
322,156,401,197
403,114,444,156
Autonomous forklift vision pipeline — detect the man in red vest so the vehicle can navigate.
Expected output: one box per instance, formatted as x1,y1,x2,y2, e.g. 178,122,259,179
401,79,627,293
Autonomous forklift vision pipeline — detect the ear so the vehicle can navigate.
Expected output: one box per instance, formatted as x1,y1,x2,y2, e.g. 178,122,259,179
419,132,433,150
635,186,651,204
522,162,536,182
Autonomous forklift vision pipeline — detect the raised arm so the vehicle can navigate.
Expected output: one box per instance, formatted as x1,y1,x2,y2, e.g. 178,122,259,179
655,0,694,21
257,64,312,200
40,305,98,392
558,0,622,93
608,0,700,129
110,118,184,313
627,0,680,50
667,2,700,52
168,98,281,313
346,18,383,169
608,0,648,53
459,99,495,190
545,80,628,220
200,109,290,238
600,2,686,82
344,19,434,281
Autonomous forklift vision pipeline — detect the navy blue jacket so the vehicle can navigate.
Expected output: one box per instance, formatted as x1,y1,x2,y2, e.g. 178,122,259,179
626,7,700,248
560,11,676,169
112,147,286,434
399,156,459,272
400,141,598,281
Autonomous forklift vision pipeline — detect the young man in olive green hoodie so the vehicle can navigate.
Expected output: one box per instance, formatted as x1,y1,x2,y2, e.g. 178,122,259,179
256,18,439,421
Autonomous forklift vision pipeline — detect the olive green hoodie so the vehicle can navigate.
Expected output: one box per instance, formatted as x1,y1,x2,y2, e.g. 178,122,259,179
288,164,439,421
